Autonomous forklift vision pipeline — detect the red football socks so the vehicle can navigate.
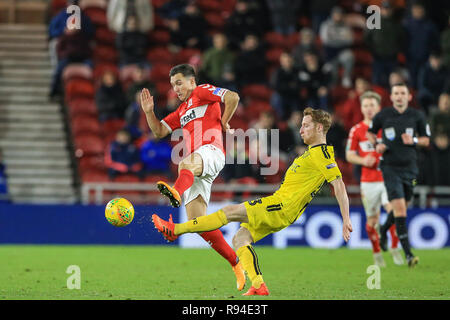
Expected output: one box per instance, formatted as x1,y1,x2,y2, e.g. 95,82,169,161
173,169,195,196
200,230,238,267
389,225,399,249
366,223,381,253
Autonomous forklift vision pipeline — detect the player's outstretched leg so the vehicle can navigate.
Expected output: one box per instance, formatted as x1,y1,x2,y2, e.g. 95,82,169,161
236,245,269,296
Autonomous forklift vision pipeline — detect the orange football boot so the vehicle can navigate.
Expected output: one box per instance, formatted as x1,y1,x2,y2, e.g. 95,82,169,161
152,214,178,242
156,181,181,208
232,262,246,291
242,283,270,296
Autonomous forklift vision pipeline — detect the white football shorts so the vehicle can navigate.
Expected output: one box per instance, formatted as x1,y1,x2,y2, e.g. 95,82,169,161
183,144,225,205
360,181,389,217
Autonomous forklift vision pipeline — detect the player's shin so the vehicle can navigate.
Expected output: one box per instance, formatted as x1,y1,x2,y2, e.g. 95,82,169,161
236,245,264,289
174,209,228,235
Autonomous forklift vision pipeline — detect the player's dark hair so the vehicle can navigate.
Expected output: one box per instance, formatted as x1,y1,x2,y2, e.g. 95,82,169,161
303,107,332,133
390,82,409,93
169,64,196,79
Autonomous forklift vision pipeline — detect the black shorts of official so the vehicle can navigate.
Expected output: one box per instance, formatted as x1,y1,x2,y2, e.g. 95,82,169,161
381,165,417,202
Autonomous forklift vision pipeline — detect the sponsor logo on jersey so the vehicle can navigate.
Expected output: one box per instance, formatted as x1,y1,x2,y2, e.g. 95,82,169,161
326,163,337,169
180,104,208,127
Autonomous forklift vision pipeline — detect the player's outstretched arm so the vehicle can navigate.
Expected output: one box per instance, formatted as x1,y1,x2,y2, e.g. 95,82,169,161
330,177,353,242
140,88,170,139
221,90,240,133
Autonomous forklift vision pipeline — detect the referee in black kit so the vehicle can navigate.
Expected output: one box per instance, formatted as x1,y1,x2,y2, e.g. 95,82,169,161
367,83,430,268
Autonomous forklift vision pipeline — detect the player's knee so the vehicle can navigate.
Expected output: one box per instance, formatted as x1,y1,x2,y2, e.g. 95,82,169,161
223,204,247,223
232,231,251,249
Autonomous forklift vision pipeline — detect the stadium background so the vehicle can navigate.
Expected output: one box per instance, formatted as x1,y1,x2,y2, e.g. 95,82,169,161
0,0,449,250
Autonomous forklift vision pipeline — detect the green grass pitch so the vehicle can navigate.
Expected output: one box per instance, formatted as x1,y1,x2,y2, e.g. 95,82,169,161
0,245,449,300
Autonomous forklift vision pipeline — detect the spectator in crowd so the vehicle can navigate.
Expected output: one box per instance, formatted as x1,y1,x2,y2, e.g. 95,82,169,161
158,0,186,20
167,2,207,51
429,93,450,139
199,33,236,90
270,51,300,120
222,142,259,183
105,129,144,180
319,6,354,88
124,91,144,141
140,133,173,179
326,113,347,160
310,0,337,34
297,51,330,111
364,1,406,88
234,34,267,88
95,70,127,122
404,1,440,88
224,0,266,50
292,27,322,69
49,28,93,99
126,66,157,106
278,110,304,157
418,50,449,113
422,132,450,186
441,15,450,68
265,0,301,35
389,69,408,88
107,0,153,33
47,0,94,68
0,151,7,202
116,15,149,67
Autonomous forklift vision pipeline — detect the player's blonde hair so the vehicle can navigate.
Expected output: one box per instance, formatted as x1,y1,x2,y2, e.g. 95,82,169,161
303,107,332,134
359,90,381,105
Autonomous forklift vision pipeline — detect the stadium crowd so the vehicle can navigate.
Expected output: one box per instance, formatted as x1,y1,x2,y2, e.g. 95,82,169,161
42,0,450,190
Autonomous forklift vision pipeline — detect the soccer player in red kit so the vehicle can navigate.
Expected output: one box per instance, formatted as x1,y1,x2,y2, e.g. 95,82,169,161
140,64,246,290
346,91,403,266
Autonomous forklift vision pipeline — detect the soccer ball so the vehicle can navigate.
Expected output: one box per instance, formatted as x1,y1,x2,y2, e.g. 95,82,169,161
105,198,135,227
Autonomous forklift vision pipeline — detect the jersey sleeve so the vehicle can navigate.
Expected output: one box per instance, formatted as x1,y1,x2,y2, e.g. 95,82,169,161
416,110,431,138
346,125,359,152
161,109,180,133
368,112,382,134
196,84,229,103
311,146,342,183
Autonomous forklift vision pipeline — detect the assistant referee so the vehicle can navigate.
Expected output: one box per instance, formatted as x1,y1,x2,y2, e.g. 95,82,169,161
367,83,430,268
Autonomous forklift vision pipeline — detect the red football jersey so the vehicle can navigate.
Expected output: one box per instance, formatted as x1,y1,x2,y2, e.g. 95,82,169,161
161,84,227,155
346,121,383,182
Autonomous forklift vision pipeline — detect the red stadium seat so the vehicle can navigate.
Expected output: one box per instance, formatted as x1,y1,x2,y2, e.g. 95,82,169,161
152,0,170,9
197,0,222,13
72,115,102,136
93,63,119,84
113,174,140,183
101,119,126,142
204,12,225,29
155,81,172,98
245,101,273,120
353,48,373,66
147,47,174,64
78,155,106,172
93,45,118,63
83,7,107,26
174,48,201,65
150,63,172,82
95,27,116,46
81,168,109,182
264,32,286,48
229,117,249,131
74,133,105,156
148,30,171,45
50,0,67,17
65,79,95,101
241,84,273,101
265,47,284,64
67,98,98,117
331,86,352,104
62,64,93,82
79,0,107,9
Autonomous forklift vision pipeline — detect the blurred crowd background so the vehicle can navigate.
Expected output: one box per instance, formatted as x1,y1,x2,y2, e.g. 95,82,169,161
1,0,450,203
